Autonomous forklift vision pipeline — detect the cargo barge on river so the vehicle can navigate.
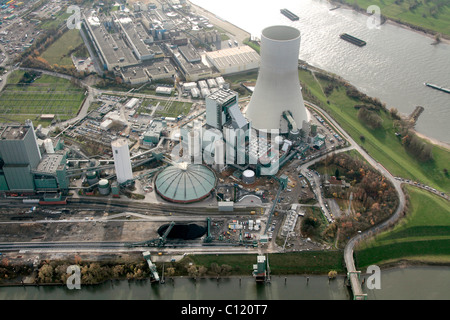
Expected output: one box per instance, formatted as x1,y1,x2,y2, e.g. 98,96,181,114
424,82,450,94
280,9,299,21
339,33,366,47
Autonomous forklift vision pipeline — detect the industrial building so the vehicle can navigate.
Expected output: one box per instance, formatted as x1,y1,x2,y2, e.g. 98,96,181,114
0,122,69,193
83,11,139,71
205,45,260,75
154,162,216,203
205,89,239,130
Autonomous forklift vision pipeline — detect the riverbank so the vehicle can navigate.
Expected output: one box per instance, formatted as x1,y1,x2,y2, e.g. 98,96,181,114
187,0,251,43
329,0,450,41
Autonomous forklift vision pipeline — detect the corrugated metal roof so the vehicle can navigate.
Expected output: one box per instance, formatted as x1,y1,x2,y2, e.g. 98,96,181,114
155,163,216,203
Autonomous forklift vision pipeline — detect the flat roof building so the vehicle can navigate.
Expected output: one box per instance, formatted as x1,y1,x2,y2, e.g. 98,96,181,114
206,45,260,75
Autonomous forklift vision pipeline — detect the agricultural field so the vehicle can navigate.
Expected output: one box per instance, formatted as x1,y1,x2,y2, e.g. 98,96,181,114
354,185,450,268
0,70,86,126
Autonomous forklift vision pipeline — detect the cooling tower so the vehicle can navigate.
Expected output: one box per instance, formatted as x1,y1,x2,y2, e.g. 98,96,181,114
245,25,309,132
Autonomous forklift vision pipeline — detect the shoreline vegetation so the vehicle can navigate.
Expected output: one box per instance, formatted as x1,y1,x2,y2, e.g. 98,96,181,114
329,0,450,40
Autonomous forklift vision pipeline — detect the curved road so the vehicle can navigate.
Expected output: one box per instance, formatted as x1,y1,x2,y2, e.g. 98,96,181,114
305,101,407,299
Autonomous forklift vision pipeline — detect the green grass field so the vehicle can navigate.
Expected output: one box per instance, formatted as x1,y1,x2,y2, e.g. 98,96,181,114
39,11,72,30
354,185,450,268
341,0,450,36
154,100,193,118
298,68,450,192
40,29,84,67
0,70,85,126
189,250,345,275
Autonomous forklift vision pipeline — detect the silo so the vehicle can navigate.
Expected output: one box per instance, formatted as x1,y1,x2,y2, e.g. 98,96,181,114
98,179,110,195
242,169,255,184
111,138,133,184
44,138,54,154
245,25,309,131
86,171,98,185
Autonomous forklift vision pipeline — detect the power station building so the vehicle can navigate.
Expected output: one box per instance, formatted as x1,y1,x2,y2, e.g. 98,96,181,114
0,122,69,193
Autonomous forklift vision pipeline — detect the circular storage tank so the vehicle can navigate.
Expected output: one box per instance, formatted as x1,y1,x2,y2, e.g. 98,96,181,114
242,169,255,184
98,179,110,196
86,171,98,185
274,135,284,145
155,163,216,204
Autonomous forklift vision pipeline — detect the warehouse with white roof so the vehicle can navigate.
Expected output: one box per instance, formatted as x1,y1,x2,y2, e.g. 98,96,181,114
205,45,260,75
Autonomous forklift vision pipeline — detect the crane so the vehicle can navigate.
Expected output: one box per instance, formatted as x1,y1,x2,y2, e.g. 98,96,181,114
127,221,176,247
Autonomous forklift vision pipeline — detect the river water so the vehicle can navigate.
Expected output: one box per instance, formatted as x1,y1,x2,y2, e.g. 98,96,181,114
1,266,449,300
191,0,450,143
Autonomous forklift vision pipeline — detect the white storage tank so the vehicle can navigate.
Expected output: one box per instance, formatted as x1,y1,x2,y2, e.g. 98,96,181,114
274,135,284,146
44,138,54,154
111,138,133,184
242,169,255,184
98,179,110,195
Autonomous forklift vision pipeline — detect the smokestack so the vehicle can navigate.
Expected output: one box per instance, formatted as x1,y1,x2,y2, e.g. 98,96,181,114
245,25,309,131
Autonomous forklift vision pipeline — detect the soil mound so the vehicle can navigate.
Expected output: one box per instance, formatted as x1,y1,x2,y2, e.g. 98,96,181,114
157,223,206,240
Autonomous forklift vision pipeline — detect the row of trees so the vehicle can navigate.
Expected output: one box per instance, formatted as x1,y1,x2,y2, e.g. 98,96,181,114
35,257,237,284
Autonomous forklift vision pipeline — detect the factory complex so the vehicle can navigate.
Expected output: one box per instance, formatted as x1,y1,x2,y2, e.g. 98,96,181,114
82,0,260,86
0,0,349,260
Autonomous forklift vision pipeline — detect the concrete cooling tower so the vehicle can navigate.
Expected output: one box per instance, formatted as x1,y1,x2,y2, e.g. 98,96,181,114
245,25,309,133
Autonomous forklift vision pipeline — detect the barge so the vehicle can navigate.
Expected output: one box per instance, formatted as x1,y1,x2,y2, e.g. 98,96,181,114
339,33,366,47
424,82,450,94
280,8,299,21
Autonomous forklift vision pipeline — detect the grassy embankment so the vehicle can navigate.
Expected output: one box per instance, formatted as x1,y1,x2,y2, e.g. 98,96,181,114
40,29,85,67
189,250,346,275
297,67,450,265
334,0,450,38
0,70,85,126
355,185,450,268
298,67,449,192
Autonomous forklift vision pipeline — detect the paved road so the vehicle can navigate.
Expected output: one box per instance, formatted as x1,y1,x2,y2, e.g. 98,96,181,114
305,101,407,299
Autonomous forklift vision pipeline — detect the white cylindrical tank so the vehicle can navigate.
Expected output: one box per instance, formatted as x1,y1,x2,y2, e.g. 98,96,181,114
98,179,110,195
274,135,284,145
245,25,309,131
242,169,255,184
44,138,54,154
111,138,133,184
213,139,225,170
188,130,201,159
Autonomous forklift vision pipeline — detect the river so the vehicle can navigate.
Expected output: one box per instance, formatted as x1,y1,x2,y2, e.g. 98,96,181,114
191,0,450,143
1,266,449,300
